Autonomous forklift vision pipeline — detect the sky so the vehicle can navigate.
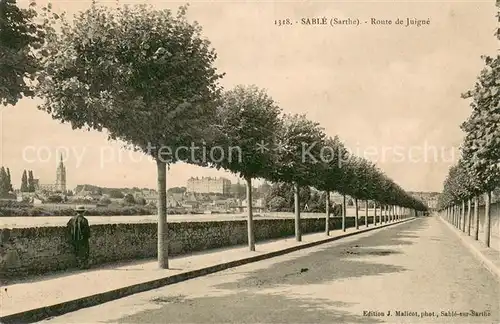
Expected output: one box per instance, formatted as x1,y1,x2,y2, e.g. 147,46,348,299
0,0,497,192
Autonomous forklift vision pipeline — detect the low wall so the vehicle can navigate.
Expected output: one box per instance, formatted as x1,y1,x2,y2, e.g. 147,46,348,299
0,216,377,279
468,203,500,249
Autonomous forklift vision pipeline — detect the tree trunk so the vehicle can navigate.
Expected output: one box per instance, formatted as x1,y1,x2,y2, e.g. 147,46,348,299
342,194,346,232
452,205,455,226
156,159,168,269
354,198,359,229
453,205,457,226
374,203,378,225
365,200,369,227
245,176,255,251
484,191,491,248
474,196,479,241
461,200,466,232
467,198,472,236
294,182,301,241
325,191,330,236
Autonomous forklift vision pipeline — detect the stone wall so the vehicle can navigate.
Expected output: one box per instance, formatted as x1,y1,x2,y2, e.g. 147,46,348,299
471,202,500,242
0,216,374,279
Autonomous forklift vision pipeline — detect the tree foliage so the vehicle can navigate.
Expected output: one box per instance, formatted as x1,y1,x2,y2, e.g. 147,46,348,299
440,9,500,208
20,169,28,192
28,170,35,192
264,182,311,211
269,114,326,186
0,167,10,196
212,85,282,180
36,3,224,162
0,0,54,105
28,1,426,233
460,55,500,193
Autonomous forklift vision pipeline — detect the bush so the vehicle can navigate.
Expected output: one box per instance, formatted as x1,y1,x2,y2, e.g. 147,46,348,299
0,205,221,217
98,197,112,206
0,199,33,208
47,195,63,203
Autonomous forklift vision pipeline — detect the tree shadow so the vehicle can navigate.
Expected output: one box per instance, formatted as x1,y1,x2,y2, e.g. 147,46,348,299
353,219,427,248
213,220,419,291
111,216,423,323
215,246,406,290
114,293,385,324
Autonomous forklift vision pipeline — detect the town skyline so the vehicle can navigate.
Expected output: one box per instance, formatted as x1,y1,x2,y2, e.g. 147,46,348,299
1,0,497,193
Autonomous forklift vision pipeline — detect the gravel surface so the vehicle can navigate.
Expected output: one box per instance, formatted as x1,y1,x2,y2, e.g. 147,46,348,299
40,216,500,324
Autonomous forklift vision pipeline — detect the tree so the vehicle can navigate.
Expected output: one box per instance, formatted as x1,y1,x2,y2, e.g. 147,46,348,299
266,196,287,211
20,169,28,192
47,195,63,203
313,135,349,234
231,182,246,199
258,181,271,197
28,170,35,192
98,196,111,205
0,0,49,106
167,187,186,194
0,167,9,196
264,182,311,211
6,167,13,192
36,4,224,268
269,114,326,241
210,85,282,251
109,189,124,199
459,54,500,247
123,193,136,205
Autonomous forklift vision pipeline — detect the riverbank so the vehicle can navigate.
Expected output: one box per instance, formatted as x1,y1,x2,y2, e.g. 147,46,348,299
0,212,348,228
0,205,243,218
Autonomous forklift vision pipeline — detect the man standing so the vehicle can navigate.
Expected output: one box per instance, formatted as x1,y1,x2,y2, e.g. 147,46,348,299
67,205,91,269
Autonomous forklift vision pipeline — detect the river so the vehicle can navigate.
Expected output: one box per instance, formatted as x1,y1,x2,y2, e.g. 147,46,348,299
0,211,344,229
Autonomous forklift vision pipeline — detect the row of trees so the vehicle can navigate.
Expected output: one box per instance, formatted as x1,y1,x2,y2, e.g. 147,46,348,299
20,169,36,192
264,183,376,212
0,167,37,195
0,167,14,197
438,9,499,248
2,1,426,268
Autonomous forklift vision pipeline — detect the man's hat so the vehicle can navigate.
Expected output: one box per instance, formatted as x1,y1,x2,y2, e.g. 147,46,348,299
75,205,86,213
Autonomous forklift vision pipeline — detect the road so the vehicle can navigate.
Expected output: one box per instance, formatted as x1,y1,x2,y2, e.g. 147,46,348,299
40,216,499,323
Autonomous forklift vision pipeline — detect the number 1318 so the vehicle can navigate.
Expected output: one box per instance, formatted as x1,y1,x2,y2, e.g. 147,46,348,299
275,19,292,26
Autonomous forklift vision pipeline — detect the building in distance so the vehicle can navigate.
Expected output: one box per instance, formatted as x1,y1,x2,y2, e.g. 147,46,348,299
187,177,232,195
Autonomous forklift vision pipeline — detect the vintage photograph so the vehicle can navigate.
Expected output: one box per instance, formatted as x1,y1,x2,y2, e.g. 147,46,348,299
0,0,499,323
